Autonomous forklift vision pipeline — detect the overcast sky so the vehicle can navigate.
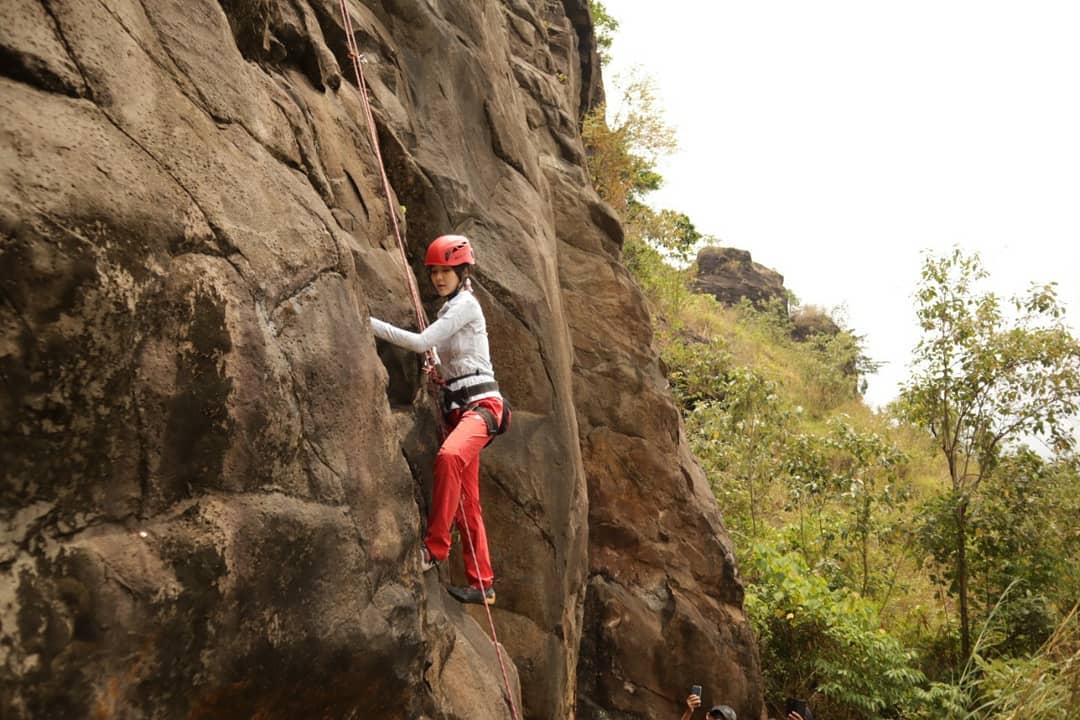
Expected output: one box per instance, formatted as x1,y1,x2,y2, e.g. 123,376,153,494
604,0,1080,409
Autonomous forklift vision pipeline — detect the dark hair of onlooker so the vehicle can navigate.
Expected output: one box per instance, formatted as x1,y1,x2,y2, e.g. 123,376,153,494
707,706,737,720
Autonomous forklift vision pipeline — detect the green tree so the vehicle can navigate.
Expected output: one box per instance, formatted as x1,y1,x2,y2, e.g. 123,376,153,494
687,366,791,536
899,249,1080,660
782,430,838,569
780,421,911,601
746,540,927,719
623,206,708,317
967,450,1078,656
827,419,909,597
581,72,676,214
664,337,790,537
589,1,619,64
628,206,704,266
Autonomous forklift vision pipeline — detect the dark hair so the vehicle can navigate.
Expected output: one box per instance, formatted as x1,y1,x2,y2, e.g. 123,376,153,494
428,264,471,280
707,706,737,720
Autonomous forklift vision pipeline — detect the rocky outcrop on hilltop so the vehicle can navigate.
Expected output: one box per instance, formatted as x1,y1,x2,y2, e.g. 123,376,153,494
0,2,761,718
694,246,787,313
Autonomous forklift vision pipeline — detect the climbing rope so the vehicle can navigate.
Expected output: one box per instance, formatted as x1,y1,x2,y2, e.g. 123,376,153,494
336,0,439,380
335,3,519,718
458,494,520,720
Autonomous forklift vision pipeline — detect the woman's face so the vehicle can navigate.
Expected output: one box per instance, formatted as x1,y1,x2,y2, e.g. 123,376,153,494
429,265,461,297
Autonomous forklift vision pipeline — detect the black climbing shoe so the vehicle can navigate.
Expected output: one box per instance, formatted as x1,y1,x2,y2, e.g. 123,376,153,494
448,585,495,605
420,546,439,572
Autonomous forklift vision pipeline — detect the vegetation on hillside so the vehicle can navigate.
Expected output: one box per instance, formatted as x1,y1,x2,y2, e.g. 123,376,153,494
582,17,1080,718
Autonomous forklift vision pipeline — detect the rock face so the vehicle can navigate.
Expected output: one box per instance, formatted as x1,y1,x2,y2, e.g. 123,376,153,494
694,246,787,313
790,305,841,341
0,2,762,719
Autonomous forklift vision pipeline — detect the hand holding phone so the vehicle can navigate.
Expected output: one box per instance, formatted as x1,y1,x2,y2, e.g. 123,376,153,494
785,698,809,719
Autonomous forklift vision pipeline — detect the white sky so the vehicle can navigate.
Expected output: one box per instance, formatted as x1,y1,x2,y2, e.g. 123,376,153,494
604,0,1080,409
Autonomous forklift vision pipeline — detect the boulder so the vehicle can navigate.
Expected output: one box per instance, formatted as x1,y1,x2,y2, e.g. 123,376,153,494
694,246,787,313
790,305,841,342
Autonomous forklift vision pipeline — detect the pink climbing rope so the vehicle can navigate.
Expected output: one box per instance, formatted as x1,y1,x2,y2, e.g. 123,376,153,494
335,3,519,718
337,0,444,389
336,0,426,331
458,495,521,720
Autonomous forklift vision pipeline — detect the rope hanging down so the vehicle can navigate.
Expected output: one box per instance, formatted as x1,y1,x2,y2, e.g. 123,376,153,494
336,0,438,379
335,4,520,718
457,493,519,719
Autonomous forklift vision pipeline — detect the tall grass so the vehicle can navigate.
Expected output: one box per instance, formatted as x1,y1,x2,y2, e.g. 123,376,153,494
968,603,1079,719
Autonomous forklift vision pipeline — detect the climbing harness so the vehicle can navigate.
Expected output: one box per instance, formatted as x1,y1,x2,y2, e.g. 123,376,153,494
472,400,512,439
440,382,500,413
334,4,519,718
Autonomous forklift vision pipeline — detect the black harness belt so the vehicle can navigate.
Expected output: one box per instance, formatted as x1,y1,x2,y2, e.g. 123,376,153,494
442,380,499,410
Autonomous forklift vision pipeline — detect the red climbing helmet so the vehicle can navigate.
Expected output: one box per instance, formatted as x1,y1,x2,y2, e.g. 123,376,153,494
425,234,475,267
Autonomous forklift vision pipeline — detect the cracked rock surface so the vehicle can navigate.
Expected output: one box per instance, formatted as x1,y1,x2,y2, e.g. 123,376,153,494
1,1,762,718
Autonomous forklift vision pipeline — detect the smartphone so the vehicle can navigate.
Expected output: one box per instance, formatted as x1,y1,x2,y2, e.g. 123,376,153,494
690,684,702,698
785,698,809,718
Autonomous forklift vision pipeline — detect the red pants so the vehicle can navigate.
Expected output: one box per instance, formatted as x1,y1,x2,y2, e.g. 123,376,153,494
424,396,502,589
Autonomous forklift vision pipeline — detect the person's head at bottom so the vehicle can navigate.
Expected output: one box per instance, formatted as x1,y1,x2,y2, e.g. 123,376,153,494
707,706,737,720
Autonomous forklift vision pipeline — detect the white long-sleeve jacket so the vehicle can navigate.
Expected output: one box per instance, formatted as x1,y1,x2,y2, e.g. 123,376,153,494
370,290,501,410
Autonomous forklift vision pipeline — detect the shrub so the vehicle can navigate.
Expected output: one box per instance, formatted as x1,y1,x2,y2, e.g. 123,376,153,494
745,539,927,719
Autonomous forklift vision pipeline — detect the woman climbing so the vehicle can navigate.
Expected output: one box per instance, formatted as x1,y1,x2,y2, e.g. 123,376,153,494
370,234,506,606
